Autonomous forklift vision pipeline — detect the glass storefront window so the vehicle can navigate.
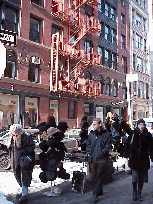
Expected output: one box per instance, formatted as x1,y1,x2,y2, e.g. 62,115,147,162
50,100,58,125
24,97,38,128
0,93,19,130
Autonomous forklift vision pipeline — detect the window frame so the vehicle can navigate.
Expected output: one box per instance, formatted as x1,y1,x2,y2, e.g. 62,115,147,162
68,101,76,119
29,16,42,43
121,35,126,49
105,3,109,17
105,50,109,67
121,13,125,25
105,25,109,40
106,77,111,96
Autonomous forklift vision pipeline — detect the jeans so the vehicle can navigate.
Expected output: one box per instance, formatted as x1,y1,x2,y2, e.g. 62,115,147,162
21,171,28,196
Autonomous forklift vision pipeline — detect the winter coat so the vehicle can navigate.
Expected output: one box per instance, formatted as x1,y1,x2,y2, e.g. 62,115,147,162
125,127,153,171
79,129,88,151
36,122,55,134
9,132,35,187
87,128,112,163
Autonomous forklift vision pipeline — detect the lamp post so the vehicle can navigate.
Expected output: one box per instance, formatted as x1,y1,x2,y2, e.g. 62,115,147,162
126,74,138,126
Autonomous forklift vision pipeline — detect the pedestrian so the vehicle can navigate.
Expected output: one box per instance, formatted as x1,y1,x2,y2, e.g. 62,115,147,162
122,119,153,201
79,116,89,151
87,118,112,203
8,124,35,203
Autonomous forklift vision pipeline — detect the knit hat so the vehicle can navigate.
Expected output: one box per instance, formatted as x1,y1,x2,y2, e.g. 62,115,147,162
137,119,146,125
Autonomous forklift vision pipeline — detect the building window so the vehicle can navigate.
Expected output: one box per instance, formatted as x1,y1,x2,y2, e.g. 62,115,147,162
133,54,135,69
123,82,127,99
133,81,137,95
110,7,115,21
68,101,76,119
3,7,18,33
146,83,149,99
105,3,109,17
111,53,117,70
139,82,144,98
98,75,103,94
31,0,42,6
106,77,111,95
121,35,126,49
84,40,92,60
121,13,125,25
28,57,40,83
132,10,135,22
136,34,142,50
136,13,142,28
111,29,115,43
51,25,61,35
143,18,146,31
113,80,118,97
105,25,109,40
133,32,135,46
105,50,109,67
98,0,102,11
98,21,102,37
145,61,148,74
29,17,41,43
4,50,17,79
85,13,90,28
144,39,146,52
137,57,143,72
98,47,102,64
122,57,126,73
121,0,125,5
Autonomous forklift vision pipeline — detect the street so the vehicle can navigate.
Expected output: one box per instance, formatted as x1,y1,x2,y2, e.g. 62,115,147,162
2,165,153,204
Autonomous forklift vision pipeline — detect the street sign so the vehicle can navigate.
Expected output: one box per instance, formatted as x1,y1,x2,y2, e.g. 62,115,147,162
0,29,17,46
0,41,6,79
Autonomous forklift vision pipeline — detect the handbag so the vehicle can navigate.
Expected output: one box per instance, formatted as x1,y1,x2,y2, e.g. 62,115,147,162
20,155,33,169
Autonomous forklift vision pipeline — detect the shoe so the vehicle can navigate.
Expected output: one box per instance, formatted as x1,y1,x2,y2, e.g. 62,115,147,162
133,192,137,201
98,189,103,196
138,190,143,201
19,195,28,203
93,195,98,203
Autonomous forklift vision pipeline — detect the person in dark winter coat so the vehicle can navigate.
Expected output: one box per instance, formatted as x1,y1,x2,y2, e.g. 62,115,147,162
8,124,35,204
36,115,56,134
87,119,112,203
79,116,89,151
122,119,153,201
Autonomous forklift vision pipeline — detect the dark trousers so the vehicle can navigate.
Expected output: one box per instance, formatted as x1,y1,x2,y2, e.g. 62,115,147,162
93,160,107,196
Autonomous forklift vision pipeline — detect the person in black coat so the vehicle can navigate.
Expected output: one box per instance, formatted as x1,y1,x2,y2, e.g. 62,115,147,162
87,119,112,203
122,119,153,201
8,124,35,204
79,116,89,151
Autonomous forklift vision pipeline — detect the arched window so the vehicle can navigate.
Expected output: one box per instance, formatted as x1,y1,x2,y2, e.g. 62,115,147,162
28,56,40,83
113,80,118,97
106,77,111,95
85,71,92,93
98,75,103,94
4,49,17,78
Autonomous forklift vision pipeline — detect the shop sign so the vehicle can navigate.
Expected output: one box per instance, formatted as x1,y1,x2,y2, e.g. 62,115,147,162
25,97,38,108
138,106,144,111
0,93,18,105
0,29,17,46
10,100,16,105
31,56,41,65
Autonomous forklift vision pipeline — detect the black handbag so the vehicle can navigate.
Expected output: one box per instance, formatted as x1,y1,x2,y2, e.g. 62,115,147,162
20,155,33,169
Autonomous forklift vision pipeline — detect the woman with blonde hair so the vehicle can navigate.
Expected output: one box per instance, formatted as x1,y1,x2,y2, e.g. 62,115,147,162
87,118,112,203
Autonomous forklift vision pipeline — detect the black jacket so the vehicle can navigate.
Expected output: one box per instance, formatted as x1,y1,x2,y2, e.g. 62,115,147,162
125,127,153,171
9,132,35,187
87,128,112,162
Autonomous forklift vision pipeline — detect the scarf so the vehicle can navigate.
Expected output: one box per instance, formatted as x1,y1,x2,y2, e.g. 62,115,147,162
12,134,22,149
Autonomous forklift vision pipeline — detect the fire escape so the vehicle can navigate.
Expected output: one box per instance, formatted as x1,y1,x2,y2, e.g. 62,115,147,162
50,0,101,97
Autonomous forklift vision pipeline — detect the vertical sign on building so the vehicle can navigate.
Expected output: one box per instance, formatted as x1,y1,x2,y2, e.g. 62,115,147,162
0,41,6,79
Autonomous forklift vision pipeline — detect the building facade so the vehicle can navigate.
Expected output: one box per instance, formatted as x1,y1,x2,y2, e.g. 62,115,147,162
129,0,151,127
0,0,130,131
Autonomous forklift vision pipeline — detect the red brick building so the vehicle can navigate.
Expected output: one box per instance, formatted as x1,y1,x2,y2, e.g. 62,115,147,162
0,0,129,130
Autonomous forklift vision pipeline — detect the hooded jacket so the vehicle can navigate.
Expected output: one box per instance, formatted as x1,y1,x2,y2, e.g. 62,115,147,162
87,128,112,162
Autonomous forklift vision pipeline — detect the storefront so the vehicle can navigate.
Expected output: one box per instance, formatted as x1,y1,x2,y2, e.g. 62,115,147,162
96,106,104,122
24,97,38,128
50,100,58,124
0,93,19,130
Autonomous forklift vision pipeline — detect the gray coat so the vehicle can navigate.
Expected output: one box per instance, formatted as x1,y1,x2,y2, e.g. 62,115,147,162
87,129,112,163
9,132,35,187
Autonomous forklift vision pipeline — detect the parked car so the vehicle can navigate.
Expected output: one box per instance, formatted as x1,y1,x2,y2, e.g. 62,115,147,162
0,128,79,169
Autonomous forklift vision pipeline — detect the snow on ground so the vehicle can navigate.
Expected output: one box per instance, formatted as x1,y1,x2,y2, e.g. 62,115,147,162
0,161,87,196
0,157,127,197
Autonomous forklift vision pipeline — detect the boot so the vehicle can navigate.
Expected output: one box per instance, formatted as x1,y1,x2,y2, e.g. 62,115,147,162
138,189,143,201
138,182,143,201
93,194,98,203
19,195,28,203
132,182,137,201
